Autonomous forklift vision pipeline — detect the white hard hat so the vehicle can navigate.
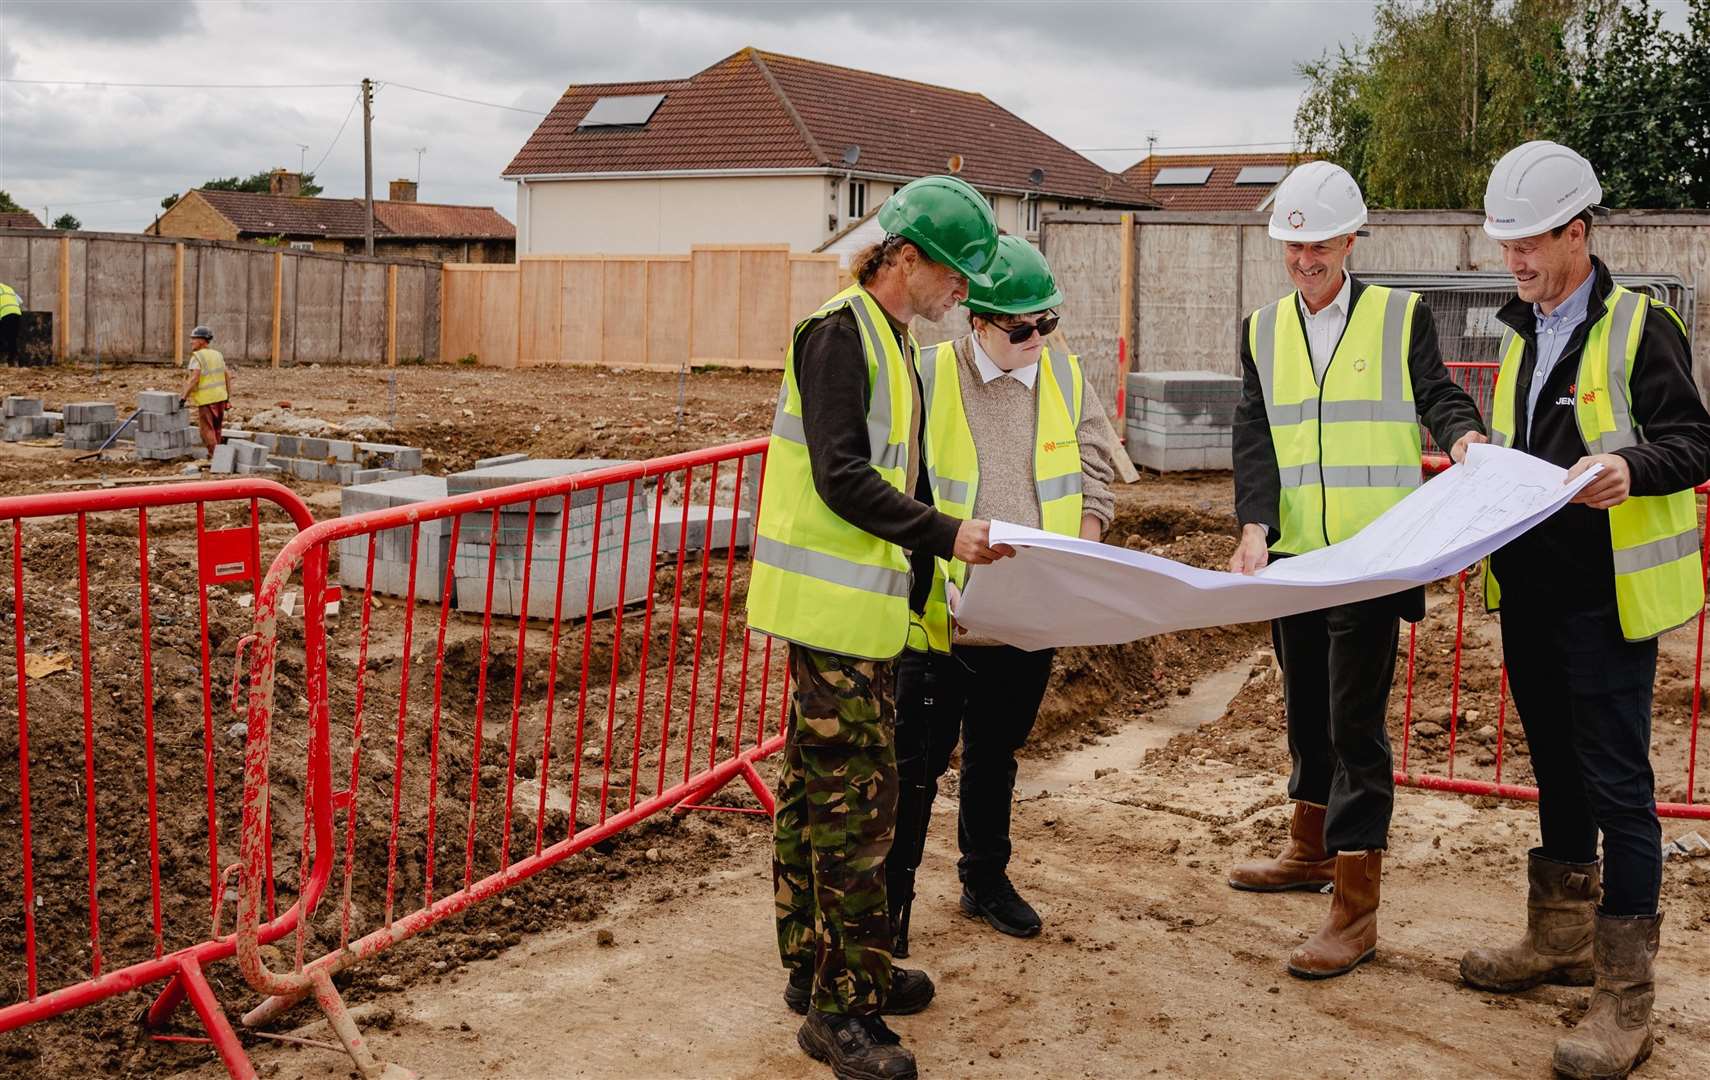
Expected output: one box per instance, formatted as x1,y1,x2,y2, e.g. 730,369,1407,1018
1483,141,1601,240
1267,161,1367,242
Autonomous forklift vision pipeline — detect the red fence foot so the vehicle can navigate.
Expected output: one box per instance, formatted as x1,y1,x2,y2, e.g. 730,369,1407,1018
674,757,774,817
176,955,257,1080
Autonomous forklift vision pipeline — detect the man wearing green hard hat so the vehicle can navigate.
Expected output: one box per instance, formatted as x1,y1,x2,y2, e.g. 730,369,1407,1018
886,234,1119,960
748,173,1011,1080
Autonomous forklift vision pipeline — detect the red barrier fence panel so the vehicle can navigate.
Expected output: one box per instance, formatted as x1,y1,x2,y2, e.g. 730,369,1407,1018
1395,462,1710,821
1422,362,1500,457
0,479,321,1078
235,438,790,1078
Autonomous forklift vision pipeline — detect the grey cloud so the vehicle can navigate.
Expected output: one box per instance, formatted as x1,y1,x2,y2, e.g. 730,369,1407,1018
3,0,201,43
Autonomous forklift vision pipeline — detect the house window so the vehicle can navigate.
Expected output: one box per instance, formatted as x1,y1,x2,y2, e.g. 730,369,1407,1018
1025,198,1040,233
288,241,314,251
847,180,867,220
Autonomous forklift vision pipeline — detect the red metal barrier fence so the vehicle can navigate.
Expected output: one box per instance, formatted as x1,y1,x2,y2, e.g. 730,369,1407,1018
233,438,787,1078
0,479,319,1075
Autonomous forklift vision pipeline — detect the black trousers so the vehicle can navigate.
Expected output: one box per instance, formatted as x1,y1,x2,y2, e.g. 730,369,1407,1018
888,644,1055,912
1273,596,1400,853
0,314,19,366
1500,599,1661,916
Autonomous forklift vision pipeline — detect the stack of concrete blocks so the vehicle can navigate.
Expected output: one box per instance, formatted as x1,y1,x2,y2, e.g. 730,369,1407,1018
447,459,653,620
135,391,204,460
61,402,122,449
1124,371,1240,472
336,476,453,603
3,396,55,441
209,439,276,475
657,448,764,556
241,432,424,484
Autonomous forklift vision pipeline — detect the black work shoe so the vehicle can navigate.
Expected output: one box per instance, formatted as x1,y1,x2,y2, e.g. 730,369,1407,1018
796,1011,917,1080
786,966,935,1016
961,876,1043,938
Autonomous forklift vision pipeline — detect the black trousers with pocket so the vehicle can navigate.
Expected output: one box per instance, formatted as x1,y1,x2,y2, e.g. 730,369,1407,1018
1273,596,1401,853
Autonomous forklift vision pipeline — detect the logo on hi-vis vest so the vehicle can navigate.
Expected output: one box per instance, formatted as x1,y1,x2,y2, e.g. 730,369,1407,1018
1581,389,1597,404
1353,358,1368,372
1555,383,1584,408
1042,439,1079,453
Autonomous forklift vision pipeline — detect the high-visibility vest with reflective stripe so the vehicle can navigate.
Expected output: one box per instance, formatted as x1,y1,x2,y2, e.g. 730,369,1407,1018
1250,284,1422,554
1484,285,1703,641
0,283,20,319
745,284,920,660
188,348,229,406
907,340,1084,653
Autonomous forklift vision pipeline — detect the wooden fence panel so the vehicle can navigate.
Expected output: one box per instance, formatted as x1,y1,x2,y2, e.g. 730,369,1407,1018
142,241,177,357
475,267,519,369
85,237,144,359
737,248,789,368
341,261,387,363
65,238,89,358
393,264,427,362
689,248,741,363
559,259,604,365
603,258,648,367
244,251,276,364
646,258,691,370
518,258,562,365
294,257,343,363
788,255,839,325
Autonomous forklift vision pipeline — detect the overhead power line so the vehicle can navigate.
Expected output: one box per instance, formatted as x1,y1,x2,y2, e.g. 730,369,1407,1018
310,89,364,176
1,78,353,89
381,81,549,116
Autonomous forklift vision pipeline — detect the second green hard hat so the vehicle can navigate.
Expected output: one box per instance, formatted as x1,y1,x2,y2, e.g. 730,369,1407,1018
876,175,1000,288
965,235,1063,315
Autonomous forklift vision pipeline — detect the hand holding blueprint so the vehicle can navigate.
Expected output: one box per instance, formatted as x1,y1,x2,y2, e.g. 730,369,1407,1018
952,444,1600,651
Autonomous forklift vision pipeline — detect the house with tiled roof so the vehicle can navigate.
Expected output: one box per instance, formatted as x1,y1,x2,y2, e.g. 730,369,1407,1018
146,172,515,263
0,210,46,230
1120,152,1313,212
505,47,1155,255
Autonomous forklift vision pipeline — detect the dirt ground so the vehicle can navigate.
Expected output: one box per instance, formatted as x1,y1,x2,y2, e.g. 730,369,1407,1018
3,361,1708,1079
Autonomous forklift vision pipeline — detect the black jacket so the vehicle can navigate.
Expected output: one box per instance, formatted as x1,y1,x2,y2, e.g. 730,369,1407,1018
792,306,961,615
1232,276,1486,622
1487,257,1710,612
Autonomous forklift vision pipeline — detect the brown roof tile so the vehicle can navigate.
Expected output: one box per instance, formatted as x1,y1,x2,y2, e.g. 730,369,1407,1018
1120,152,1311,211
193,189,512,240
0,210,46,229
505,47,1153,208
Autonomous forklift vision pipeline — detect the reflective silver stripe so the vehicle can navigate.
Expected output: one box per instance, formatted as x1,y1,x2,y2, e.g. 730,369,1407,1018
932,472,971,506
770,381,806,443
844,294,900,467
1587,290,1646,454
1321,464,1421,488
1266,400,1314,425
752,536,910,597
1321,399,1419,423
1046,348,1078,424
1490,328,1517,447
1036,473,1083,502
1279,463,1322,488
1381,287,1410,406
1612,527,1700,575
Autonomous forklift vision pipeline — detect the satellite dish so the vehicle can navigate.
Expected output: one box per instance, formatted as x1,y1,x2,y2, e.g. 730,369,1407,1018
946,153,964,174
1028,168,1045,186
842,145,861,166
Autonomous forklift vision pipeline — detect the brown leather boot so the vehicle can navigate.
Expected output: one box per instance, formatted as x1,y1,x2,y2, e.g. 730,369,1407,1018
1228,802,1335,892
1460,849,1597,992
1287,849,1380,979
1552,913,1661,1080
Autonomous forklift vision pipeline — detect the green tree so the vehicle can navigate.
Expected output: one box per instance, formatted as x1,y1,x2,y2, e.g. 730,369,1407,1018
0,190,24,213
51,213,81,230
1533,0,1709,208
1296,0,1577,208
162,169,324,211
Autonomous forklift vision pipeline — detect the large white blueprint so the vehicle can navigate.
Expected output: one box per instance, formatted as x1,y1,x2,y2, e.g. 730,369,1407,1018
952,444,1599,651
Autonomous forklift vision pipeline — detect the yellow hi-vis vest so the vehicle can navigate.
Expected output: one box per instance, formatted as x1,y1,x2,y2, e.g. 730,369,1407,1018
1484,285,1703,641
908,340,1084,653
188,347,229,406
0,282,20,319
1250,284,1423,553
746,284,921,660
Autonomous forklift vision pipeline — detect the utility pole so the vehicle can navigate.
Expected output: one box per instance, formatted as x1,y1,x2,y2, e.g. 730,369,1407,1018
362,77,375,256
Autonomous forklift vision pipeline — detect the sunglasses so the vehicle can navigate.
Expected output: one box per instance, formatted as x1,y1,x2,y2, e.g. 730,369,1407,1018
992,313,1060,344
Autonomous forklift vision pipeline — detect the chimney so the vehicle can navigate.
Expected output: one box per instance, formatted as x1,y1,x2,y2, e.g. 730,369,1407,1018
389,179,418,203
270,169,303,197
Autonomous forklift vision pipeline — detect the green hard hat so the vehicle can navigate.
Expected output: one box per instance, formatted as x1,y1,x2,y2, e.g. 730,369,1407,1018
964,235,1063,315
876,175,1000,287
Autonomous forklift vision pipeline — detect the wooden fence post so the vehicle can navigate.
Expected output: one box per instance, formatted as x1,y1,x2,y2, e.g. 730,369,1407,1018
271,250,283,368
173,242,185,362
387,264,398,367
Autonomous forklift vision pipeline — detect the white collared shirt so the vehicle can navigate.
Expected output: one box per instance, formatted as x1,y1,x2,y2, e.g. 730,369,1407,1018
1298,272,1352,385
971,334,1039,389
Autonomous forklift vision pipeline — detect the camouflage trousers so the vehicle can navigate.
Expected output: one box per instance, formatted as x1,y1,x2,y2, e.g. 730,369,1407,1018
774,643,899,1015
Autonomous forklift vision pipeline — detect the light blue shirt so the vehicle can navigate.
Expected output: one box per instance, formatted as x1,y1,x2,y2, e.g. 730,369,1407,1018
1525,269,1597,439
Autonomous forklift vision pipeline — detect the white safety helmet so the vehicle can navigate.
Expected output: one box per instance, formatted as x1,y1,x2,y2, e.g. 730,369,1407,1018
1483,141,1601,240
1267,161,1367,243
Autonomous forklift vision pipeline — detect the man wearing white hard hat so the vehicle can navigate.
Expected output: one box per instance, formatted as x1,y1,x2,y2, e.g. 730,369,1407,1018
1226,161,1485,979
1460,141,1710,1080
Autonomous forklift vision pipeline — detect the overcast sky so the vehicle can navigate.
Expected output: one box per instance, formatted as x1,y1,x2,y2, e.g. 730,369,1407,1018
2,0,1398,231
